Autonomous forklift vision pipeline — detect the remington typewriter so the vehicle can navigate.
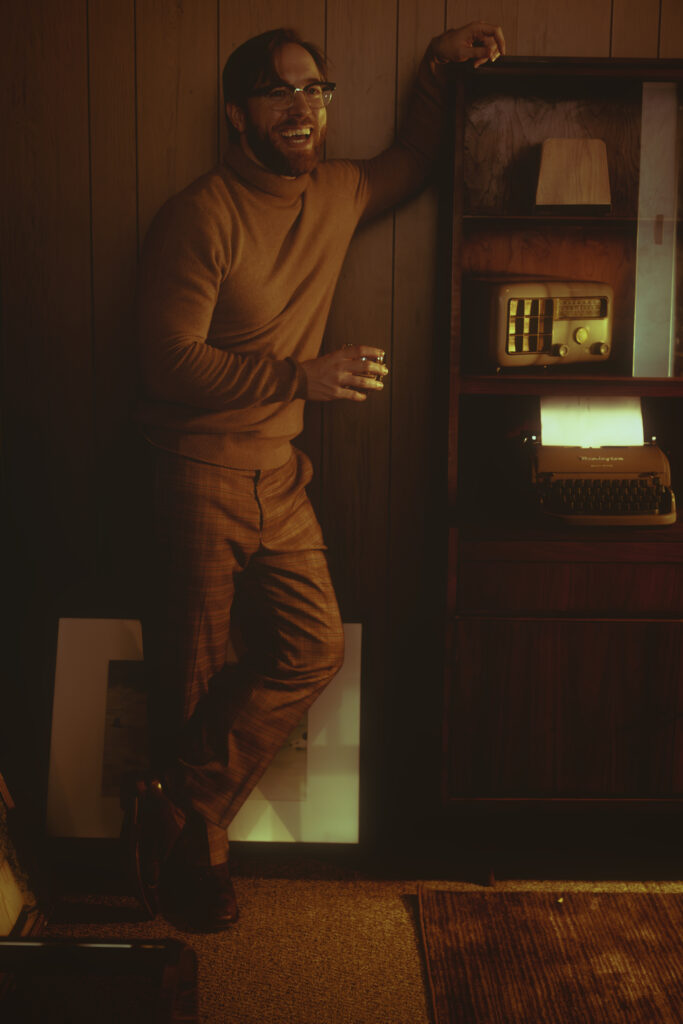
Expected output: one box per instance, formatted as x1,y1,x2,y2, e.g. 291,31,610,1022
530,443,677,526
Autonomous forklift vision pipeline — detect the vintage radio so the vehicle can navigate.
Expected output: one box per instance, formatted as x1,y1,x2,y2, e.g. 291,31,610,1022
470,277,614,368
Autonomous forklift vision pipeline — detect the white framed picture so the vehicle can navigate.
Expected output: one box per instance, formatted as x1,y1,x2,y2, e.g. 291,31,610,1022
46,619,361,844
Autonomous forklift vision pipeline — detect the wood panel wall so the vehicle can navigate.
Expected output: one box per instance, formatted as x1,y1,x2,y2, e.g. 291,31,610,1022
1,0,682,835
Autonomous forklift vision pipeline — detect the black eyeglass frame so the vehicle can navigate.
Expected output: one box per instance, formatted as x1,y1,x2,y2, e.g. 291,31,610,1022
249,82,337,109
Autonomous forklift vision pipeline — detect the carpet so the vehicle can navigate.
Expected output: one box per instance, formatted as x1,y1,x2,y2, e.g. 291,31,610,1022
44,877,433,1023
418,886,683,1023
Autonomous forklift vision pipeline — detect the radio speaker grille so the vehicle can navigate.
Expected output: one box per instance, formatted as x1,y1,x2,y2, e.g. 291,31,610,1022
506,297,554,354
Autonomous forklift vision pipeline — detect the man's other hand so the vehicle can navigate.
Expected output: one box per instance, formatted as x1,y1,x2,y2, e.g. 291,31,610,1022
431,21,506,69
302,345,388,402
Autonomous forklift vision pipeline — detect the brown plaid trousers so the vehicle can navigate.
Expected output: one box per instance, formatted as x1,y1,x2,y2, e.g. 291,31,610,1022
142,444,345,830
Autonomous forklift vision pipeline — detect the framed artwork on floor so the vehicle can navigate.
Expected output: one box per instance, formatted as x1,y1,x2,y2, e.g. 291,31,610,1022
46,620,361,843
230,622,361,843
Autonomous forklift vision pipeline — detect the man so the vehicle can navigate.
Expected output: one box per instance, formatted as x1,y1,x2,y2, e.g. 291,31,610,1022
124,20,505,931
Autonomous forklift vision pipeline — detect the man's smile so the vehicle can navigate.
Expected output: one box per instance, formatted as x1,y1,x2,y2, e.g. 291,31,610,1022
278,125,315,144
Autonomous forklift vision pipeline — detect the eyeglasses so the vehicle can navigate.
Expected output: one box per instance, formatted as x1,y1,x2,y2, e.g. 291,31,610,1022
250,82,336,111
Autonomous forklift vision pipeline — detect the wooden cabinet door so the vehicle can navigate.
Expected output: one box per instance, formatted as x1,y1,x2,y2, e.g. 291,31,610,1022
445,617,683,802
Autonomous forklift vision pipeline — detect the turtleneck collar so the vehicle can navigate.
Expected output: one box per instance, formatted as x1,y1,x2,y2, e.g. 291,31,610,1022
222,143,311,200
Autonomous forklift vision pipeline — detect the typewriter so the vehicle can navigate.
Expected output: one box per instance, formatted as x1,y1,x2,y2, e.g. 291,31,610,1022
530,443,677,526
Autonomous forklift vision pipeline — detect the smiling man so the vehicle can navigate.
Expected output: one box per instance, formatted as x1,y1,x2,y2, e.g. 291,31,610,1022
128,21,505,932
226,39,331,177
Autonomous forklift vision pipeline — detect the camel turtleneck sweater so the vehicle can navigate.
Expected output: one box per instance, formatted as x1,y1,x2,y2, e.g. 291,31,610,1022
135,49,448,469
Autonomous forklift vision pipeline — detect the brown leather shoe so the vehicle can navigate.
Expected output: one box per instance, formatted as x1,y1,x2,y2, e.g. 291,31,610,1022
194,862,239,930
165,861,239,932
120,773,184,918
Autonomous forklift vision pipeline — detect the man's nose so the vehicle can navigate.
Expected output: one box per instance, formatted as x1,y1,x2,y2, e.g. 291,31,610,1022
289,89,311,113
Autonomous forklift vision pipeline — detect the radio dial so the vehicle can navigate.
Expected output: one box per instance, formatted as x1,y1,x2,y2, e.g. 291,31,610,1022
574,327,589,344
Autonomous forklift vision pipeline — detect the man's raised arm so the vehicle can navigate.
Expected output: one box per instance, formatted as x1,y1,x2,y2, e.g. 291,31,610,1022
358,21,506,221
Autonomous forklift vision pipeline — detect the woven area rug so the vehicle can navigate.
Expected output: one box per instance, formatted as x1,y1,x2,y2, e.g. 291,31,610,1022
418,886,683,1023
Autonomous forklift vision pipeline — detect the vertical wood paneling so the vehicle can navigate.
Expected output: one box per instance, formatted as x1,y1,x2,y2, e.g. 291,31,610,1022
1,0,94,813
136,0,219,243
323,0,398,840
89,0,137,430
661,0,683,57
449,0,612,56
1,0,95,581
387,0,448,826
612,0,660,57
323,0,396,614
88,0,141,602
219,0,325,55
516,0,612,55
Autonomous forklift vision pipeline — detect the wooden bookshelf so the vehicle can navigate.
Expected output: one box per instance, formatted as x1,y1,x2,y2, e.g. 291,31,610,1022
443,58,683,814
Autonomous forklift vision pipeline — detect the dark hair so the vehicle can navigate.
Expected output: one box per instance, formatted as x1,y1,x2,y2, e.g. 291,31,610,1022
222,28,328,142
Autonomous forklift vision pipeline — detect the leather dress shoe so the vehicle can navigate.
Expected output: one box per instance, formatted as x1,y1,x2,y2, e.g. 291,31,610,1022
120,772,184,918
194,862,239,930
166,861,239,932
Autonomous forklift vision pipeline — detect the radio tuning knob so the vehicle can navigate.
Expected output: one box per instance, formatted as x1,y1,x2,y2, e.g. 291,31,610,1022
592,342,609,356
553,344,569,358
574,327,589,344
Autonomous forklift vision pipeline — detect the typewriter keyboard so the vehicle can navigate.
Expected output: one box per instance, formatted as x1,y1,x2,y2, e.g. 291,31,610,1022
536,476,673,518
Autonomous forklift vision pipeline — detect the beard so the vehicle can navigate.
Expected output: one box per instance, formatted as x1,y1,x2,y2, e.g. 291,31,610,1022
244,116,326,178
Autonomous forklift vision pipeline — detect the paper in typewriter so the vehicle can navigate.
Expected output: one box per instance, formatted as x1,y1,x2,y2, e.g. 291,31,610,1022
540,396,644,448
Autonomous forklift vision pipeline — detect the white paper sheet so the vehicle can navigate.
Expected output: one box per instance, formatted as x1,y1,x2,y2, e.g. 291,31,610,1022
540,396,644,448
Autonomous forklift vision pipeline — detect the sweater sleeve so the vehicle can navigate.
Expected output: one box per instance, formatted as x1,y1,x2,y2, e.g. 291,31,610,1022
356,47,449,222
137,195,308,411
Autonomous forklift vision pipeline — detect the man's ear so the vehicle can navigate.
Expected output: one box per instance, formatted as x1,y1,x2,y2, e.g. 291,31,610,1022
226,103,245,134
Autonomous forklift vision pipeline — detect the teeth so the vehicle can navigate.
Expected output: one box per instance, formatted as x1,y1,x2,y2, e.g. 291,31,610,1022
282,128,312,138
